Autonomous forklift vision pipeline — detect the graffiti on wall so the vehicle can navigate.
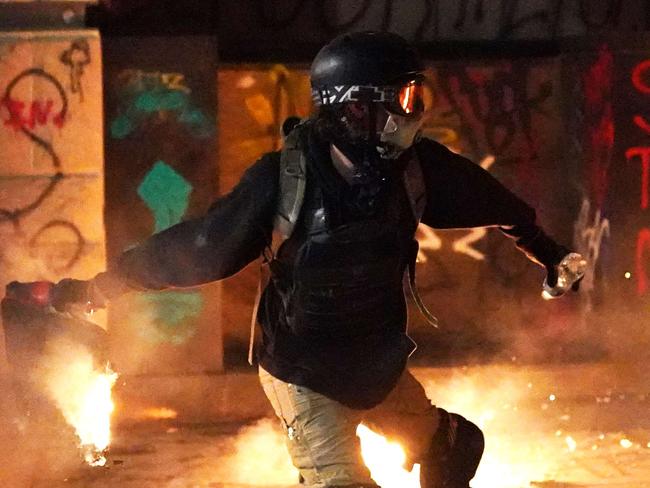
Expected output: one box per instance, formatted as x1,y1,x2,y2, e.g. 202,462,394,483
59,39,91,102
0,58,89,274
582,45,615,209
134,161,203,344
238,65,312,154
573,198,609,310
110,68,213,140
428,63,552,189
232,0,650,41
415,60,558,275
1,68,67,159
106,57,217,345
627,57,650,295
451,0,639,38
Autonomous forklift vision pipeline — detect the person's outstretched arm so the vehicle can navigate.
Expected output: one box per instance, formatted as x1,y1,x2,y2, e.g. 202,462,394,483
416,138,584,295
53,153,280,308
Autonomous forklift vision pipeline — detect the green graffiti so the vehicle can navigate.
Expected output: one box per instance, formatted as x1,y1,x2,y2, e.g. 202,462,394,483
110,114,134,139
110,87,213,139
136,291,204,345
134,161,202,345
137,160,192,232
135,89,186,112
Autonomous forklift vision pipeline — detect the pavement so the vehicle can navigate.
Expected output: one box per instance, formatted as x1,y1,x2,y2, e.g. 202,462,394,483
3,363,650,488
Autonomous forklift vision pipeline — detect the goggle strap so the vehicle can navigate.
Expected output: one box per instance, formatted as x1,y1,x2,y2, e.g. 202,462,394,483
313,83,424,117
313,85,394,105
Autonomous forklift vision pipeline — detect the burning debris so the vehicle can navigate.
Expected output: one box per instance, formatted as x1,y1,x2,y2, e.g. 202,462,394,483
2,281,118,467
37,337,117,466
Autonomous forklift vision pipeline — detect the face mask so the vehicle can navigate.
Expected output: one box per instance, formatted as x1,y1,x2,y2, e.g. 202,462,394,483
377,111,424,159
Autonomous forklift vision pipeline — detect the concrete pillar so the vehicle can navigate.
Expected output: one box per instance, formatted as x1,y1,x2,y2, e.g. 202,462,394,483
102,36,222,375
0,1,104,423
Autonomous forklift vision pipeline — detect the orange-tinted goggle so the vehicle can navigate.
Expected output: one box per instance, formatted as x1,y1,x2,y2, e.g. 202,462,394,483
385,81,425,117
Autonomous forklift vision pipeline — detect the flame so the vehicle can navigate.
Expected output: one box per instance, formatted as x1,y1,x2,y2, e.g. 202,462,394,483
210,420,420,487
197,368,643,487
357,424,420,488
354,369,567,488
36,338,118,466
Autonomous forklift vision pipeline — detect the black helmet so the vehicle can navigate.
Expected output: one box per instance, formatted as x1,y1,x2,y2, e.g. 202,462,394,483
311,31,424,108
311,31,423,89
310,32,426,202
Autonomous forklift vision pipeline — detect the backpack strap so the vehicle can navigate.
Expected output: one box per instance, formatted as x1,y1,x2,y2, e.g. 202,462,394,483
248,262,270,365
249,125,308,365
274,128,307,240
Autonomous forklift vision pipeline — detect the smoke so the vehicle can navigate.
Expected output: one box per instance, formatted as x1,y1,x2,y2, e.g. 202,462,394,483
200,369,566,488
210,418,298,485
33,336,117,465
0,358,86,488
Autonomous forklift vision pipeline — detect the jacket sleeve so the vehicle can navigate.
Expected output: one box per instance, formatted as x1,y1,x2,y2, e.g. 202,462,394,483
416,138,569,268
96,153,280,295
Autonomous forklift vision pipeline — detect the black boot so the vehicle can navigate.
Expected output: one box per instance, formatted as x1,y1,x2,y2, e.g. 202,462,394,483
420,408,485,488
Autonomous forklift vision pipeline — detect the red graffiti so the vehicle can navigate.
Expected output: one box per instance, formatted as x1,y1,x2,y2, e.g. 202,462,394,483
584,44,614,106
633,114,650,135
583,44,615,207
626,147,650,210
629,59,650,295
636,228,650,295
632,59,650,95
1,97,65,130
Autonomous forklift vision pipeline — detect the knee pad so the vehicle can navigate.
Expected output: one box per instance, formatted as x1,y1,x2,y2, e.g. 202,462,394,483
420,408,485,488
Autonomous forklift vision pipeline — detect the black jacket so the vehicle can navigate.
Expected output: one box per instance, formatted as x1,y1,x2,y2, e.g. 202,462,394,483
106,133,564,408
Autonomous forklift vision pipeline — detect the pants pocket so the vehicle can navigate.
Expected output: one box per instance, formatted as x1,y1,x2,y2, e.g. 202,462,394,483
259,367,298,435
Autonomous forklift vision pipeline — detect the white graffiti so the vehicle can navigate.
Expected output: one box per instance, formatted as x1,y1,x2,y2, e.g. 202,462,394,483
452,228,488,260
417,154,495,262
417,224,443,262
573,198,610,303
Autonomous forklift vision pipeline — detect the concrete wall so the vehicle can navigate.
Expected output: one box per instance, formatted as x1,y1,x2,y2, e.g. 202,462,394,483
0,28,105,415
217,0,650,57
0,30,104,286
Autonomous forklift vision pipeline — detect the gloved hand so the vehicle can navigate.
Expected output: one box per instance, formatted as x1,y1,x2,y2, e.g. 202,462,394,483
501,225,586,300
5,279,105,312
7,272,126,313
5,280,54,306
51,278,105,312
542,252,587,299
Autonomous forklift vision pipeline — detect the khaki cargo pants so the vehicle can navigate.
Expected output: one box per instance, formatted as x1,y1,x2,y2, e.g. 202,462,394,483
259,366,440,487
